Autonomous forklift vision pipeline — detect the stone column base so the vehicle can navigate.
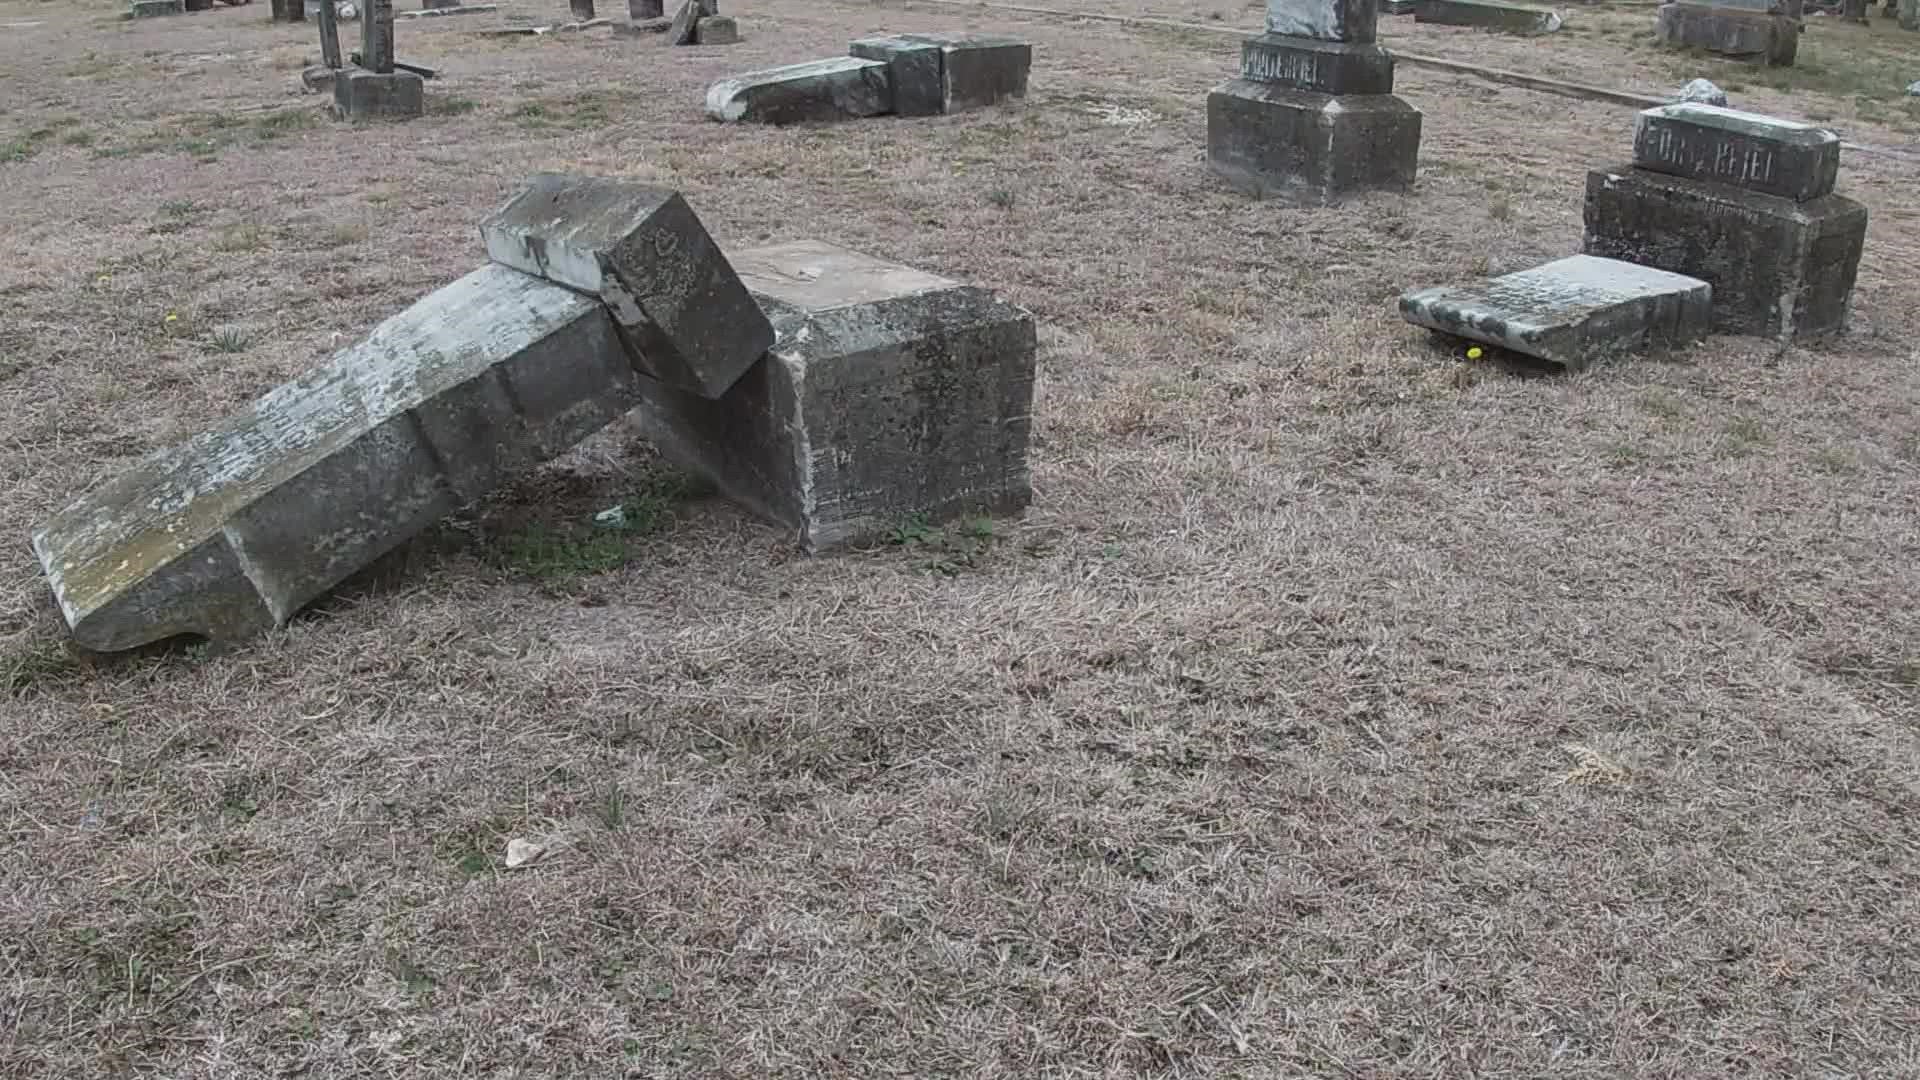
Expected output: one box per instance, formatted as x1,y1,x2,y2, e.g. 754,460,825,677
1582,165,1867,341
1206,79,1421,206
332,69,425,119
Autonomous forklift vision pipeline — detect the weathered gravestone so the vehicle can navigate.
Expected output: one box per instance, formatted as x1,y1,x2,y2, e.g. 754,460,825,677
1399,254,1712,370
129,0,185,16
1208,0,1421,203
1655,2,1798,65
30,267,637,652
480,172,774,399
322,0,425,118
631,240,1037,550
1414,0,1563,34
1583,103,1866,340
708,34,1030,124
706,57,894,124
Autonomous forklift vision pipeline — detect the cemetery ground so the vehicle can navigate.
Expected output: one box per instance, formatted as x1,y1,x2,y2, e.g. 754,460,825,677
2,0,1918,1074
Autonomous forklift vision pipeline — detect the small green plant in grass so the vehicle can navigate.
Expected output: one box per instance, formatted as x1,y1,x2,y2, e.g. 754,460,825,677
206,327,253,354
888,513,1002,575
1723,415,1772,452
596,783,627,831
501,523,633,580
430,97,479,117
315,223,368,249
986,187,1016,210
251,109,317,141
3,639,85,698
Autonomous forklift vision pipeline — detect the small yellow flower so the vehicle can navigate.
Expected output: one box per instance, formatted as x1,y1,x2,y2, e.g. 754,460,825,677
164,313,179,323
1466,346,1484,360
95,274,111,284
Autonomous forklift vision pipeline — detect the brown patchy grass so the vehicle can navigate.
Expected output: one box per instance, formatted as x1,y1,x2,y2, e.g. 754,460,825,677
3,0,1919,1075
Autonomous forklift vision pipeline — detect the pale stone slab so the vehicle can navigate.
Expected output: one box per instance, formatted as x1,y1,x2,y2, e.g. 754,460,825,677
1655,2,1796,65
705,57,893,124
1415,0,1562,34
1399,254,1711,369
631,240,1036,550
32,266,636,652
479,173,774,400
1268,0,1379,42
1632,103,1838,202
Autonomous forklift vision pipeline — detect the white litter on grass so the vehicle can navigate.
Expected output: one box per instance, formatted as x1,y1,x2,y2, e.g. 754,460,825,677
1085,103,1157,127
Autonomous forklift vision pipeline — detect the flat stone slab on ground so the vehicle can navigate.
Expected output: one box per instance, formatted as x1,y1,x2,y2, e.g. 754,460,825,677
1399,254,1711,370
1415,0,1563,34
1267,0,1379,42
129,0,185,15
31,265,636,652
1632,102,1839,202
480,173,774,399
1207,79,1421,205
1583,164,1866,340
631,239,1037,551
705,56,893,124
1655,2,1797,65
1240,33,1396,94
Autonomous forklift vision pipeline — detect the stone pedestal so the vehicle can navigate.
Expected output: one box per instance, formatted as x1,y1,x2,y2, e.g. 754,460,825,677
1415,0,1563,34
1582,104,1865,341
1207,0,1420,204
1656,2,1798,65
332,68,424,118
694,14,738,43
631,240,1036,551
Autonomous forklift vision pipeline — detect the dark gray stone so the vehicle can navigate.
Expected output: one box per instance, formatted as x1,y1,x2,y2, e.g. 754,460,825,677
185,0,213,12
897,32,1032,112
849,35,946,116
694,14,737,43
1241,33,1395,95
1901,0,1917,29
300,64,337,93
1268,0,1379,42
332,69,424,119
129,0,184,16
613,14,670,33
1399,254,1712,370
630,240,1036,551
1207,79,1421,205
705,57,894,124
1583,165,1867,340
30,265,637,652
1415,0,1563,34
569,0,593,18
1673,77,1727,105
1632,103,1838,202
667,0,697,43
316,0,342,69
629,0,661,15
421,0,459,9
1380,0,1417,13
361,0,395,72
1655,3,1798,65
480,173,775,400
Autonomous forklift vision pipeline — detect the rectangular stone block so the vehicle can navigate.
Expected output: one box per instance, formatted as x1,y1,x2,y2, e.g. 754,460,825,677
629,0,662,15
1380,0,1417,12
332,69,424,119
849,35,947,116
129,0,184,16
480,173,775,400
1268,0,1378,42
1583,164,1867,340
694,14,738,43
1240,33,1395,95
422,0,461,9
1632,103,1838,202
895,32,1032,112
705,57,894,124
1414,0,1563,34
1399,254,1712,370
31,266,636,652
631,240,1036,550
1207,79,1421,205
1655,2,1797,65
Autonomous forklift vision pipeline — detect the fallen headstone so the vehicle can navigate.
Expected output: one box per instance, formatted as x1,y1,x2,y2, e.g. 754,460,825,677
631,239,1036,550
705,57,893,124
629,0,661,15
480,172,774,399
300,64,337,92
849,35,946,116
695,14,739,43
1584,103,1865,340
1655,2,1798,65
1673,77,1728,105
1399,255,1712,370
848,33,1032,114
666,0,712,44
612,14,671,33
334,68,425,118
1415,0,1563,34
30,265,636,652
129,0,186,16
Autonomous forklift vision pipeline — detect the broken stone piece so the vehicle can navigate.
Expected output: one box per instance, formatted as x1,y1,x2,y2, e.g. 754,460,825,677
630,240,1037,551
848,35,947,116
705,57,893,124
1632,102,1839,203
1207,79,1421,205
1655,2,1797,65
1414,0,1563,35
31,265,636,652
332,68,424,119
629,0,662,15
899,32,1032,111
300,64,337,93
479,173,775,399
1240,33,1396,94
1582,165,1867,340
666,0,698,43
694,14,738,43
1268,0,1379,42
1399,254,1712,370
1673,77,1728,105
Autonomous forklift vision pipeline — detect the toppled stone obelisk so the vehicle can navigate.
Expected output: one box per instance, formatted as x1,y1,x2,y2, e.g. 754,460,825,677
1583,103,1866,340
707,32,1031,124
1414,0,1562,35
631,239,1037,550
1208,0,1422,204
480,172,774,398
31,266,635,651
1399,254,1712,370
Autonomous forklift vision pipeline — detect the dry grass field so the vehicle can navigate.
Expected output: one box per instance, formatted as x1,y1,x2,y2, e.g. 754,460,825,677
3,0,1919,1075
